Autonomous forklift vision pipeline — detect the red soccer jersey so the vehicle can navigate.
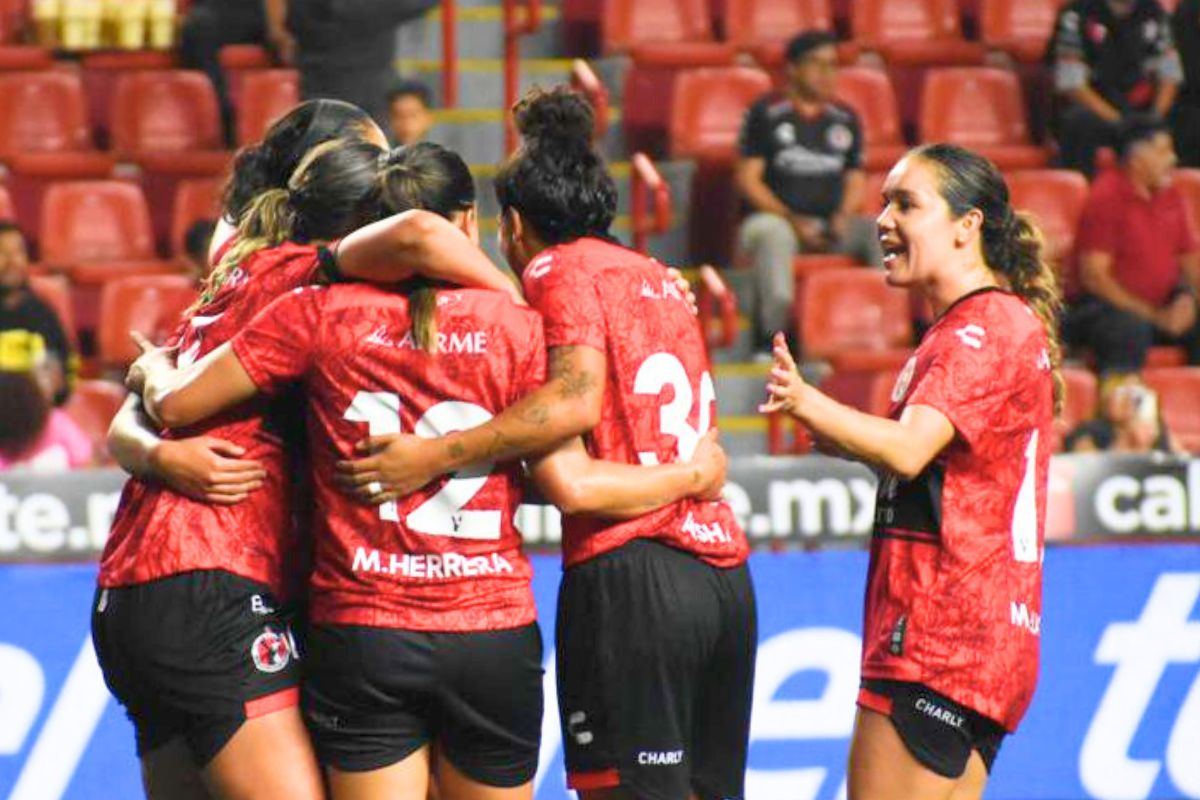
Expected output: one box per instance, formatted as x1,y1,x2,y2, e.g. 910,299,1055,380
231,283,542,632
522,237,749,569
863,288,1054,731
98,242,322,597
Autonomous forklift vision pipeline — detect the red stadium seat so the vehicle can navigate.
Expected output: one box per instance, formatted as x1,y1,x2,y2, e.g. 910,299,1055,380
1143,367,1200,453
39,181,155,266
823,365,902,416
669,66,771,162
721,0,833,51
236,69,299,146
918,67,1049,169
98,275,197,368
670,66,771,263
858,170,889,216
112,70,224,156
1006,170,1089,279
27,273,76,346
170,178,222,257
0,46,53,70
219,43,275,112
798,268,912,367
852,0,984,65
63,379,127,463
834,67,908,171
0,71,95,157
111,69,231,250
606,0,736,154
0,71,117,246
981,0,1066,63
81,50,179,141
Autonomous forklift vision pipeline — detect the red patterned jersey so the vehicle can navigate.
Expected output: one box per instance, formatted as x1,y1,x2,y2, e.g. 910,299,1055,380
231,283,542,632
864,288,1054,730
521,237,748,569
99,242,322,598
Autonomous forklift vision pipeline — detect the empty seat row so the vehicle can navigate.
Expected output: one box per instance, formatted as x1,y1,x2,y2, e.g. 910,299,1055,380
594,0,1068,63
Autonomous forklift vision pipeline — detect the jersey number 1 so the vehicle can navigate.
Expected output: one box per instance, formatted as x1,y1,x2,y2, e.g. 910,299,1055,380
343,391,501,540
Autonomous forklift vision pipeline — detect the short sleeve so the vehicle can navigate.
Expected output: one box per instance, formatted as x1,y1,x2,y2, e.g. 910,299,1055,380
906,323,1027,446
522,257,606,351
737,101,769,160
1075,185,1121,256
845,111,864,170
512,311,548,402
230,285,324,392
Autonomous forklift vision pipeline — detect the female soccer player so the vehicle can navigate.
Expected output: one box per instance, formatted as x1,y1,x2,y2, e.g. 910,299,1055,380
761,143,1061,800
335,88,756,800
107,99,388,509
123,139,729,800
96,134,516,800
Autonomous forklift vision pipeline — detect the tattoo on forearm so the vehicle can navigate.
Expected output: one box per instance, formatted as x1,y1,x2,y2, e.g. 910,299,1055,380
550,346,598,400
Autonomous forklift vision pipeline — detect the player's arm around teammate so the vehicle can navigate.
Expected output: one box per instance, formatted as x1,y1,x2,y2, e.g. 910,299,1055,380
763,145,1063,800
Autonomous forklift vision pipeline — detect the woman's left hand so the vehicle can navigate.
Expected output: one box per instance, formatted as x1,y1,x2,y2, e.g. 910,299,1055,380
665,267,699,315
759,332,809,417
125,331,177,395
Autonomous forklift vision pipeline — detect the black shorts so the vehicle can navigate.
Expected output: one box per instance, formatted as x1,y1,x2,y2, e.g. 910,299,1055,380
858,679,1007,779
91,570,302,766
557,539,757,800
302,622,543,788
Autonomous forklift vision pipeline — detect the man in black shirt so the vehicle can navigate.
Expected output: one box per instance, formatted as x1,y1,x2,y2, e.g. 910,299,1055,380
0,222,74,406
1050,0,1182,174
735,30,881,354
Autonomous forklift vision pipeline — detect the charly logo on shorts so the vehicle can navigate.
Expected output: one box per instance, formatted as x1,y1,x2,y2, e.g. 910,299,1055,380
250,627,292,674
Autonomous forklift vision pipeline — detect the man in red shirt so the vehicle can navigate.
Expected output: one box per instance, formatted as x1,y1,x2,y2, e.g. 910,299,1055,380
1064,114,1200,372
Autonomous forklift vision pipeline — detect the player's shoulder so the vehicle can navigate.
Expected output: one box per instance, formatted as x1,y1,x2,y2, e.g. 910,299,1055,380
445,288,543,331
934,289,1042,354
524,237,645,284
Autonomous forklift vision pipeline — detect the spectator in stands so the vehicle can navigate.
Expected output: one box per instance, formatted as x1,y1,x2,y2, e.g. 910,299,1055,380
0,222,74,406
180,0,294,145
183,219,218,284
388,79,435,147
1064,371,1186,452
1172,0,1200,166
1050,0,1182,175
734,30,882,354
0,346,92,472
288,0,438,126
1063,115,1200,372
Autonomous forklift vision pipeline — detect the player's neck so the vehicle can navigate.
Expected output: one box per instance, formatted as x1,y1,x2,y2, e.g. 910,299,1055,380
925,263,999,319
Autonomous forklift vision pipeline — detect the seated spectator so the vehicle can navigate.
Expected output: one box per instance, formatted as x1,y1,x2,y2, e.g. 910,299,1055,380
180,0,294,145
388,79,434,147
1050,0,1182,175
0,337,93,472
1063,115,1200,372
183,219,218,285
0,221,76,406
735,30,882,355
1172,0,1200,166
1064,371,1185,453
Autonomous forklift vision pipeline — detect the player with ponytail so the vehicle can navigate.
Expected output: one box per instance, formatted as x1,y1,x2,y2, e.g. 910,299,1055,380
763,143,1060,799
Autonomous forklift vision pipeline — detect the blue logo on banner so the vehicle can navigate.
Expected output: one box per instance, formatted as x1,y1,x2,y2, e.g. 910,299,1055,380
1,545,1198,799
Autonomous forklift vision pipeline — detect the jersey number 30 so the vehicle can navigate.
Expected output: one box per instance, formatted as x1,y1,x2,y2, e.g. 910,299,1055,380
633,352,716,465
343,392,501,540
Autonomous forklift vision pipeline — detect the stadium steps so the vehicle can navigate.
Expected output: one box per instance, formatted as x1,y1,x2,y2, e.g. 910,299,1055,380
396,6,565,65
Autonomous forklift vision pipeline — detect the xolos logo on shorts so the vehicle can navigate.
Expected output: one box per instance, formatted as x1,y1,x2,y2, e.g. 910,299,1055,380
250,626,292,674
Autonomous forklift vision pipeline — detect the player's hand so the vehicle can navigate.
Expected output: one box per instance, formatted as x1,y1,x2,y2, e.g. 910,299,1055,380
665,267,699,315
689,428,728,501
149,437,266,505
335,433,442,505
759,332,809,417
125,330,176,395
